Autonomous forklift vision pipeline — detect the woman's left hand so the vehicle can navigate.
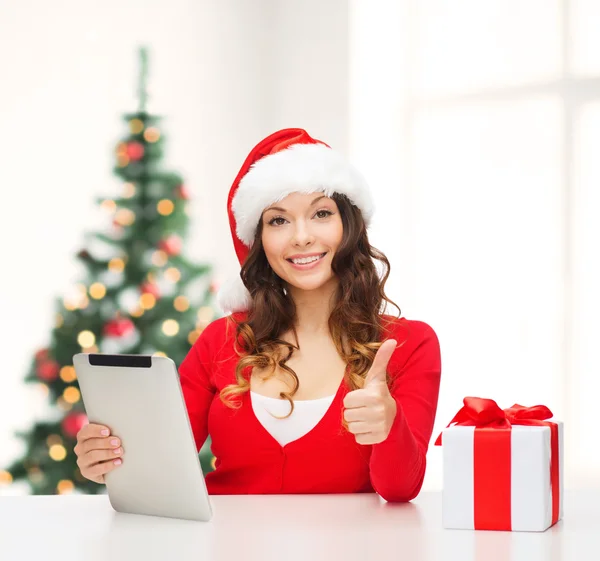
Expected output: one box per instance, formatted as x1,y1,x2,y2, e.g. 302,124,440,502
342,339,398,445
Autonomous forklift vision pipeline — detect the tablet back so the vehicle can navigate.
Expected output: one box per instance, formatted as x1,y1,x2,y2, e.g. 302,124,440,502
73,353,212,522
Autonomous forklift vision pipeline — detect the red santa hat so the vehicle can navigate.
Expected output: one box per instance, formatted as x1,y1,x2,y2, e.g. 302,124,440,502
216,128,375,314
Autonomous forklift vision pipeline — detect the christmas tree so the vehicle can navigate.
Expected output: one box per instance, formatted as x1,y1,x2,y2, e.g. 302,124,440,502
0,46,220,495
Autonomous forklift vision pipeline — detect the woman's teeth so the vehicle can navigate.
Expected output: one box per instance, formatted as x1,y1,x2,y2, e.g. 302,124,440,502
289,253,325,264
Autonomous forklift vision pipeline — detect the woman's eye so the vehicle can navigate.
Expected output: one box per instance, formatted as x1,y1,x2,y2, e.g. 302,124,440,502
268,210,332,226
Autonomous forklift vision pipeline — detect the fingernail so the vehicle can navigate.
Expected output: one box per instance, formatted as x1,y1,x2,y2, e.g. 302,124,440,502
101,429,109,436
114,459,122,465
110,439,119,446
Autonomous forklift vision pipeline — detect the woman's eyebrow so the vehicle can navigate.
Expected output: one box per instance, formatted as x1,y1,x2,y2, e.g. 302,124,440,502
265,195,328,213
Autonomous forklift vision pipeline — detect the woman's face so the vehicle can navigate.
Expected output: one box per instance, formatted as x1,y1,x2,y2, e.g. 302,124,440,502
261,192,343,293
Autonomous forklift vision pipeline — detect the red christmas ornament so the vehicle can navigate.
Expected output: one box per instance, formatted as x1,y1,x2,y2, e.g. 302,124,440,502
61,412,88,439
174,184,190,200
157,234,182,256
126,142,145,161
37,360,60,382
35,348,50,362
103,317,135,338
139,281,161,298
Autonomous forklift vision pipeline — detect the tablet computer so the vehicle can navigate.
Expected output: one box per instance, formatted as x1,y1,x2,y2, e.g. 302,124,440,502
73,352,213,522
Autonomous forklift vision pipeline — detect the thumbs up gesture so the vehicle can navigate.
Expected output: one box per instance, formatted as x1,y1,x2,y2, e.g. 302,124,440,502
342,339,398,445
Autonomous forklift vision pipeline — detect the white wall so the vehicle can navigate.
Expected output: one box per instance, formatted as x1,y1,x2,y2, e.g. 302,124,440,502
266,0,349,148
0,0,351,492
2,0,594,497
349,0,600,493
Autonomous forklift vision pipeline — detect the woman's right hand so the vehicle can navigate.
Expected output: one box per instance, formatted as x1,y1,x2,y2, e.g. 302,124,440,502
74,423,124,484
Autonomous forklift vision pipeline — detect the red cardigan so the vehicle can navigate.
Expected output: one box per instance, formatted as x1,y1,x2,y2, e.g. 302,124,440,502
178,312,441,502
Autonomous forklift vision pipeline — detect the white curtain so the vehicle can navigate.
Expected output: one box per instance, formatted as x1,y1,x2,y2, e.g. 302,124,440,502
349,0,600,491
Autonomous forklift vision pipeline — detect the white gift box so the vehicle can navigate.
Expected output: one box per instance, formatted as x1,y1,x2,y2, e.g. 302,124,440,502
442,422,564,532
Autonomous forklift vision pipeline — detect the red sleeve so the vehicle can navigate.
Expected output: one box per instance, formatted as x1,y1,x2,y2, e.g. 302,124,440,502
178,324,217,452
369,321,442,502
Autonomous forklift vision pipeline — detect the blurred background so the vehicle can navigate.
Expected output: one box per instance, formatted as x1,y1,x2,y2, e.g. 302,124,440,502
1,0,598,495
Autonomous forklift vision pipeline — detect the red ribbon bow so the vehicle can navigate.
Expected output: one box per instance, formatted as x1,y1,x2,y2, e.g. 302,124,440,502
435,397,560,530
434,396,554,445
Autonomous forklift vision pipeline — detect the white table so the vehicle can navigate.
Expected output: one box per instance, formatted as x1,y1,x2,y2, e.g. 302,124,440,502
0,490,597,560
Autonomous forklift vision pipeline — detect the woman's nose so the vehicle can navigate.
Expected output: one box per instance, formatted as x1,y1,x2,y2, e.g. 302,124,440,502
290,224,315,245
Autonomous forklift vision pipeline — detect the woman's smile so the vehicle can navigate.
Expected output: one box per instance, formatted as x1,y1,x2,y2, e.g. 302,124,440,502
285,252,327,271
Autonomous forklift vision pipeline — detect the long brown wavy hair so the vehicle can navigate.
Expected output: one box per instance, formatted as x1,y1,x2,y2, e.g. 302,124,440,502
219,192,403,431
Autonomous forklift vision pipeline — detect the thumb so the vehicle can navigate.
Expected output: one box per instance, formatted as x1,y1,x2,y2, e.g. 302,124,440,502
364,339,397,386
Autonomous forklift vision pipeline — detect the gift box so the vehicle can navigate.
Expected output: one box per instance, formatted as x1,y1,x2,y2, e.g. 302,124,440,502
436,397,563,532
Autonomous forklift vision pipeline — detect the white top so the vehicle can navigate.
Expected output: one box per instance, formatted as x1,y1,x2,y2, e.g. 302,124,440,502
250,391,335,446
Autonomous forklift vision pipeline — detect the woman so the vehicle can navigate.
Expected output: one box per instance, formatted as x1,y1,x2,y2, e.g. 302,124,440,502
74,128,442,502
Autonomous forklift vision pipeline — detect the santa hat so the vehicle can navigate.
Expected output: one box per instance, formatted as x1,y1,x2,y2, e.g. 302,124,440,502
216,128,375,315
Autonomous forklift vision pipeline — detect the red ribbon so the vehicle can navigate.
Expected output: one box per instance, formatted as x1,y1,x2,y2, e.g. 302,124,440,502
435,397,560,530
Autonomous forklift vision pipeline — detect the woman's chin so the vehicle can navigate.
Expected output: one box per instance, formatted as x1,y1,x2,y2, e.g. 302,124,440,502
283,274,336,293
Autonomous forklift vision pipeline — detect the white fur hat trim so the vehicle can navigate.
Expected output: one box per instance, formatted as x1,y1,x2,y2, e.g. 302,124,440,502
231,143,374,247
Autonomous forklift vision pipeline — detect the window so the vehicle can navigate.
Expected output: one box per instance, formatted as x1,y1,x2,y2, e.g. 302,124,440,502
350,0,600,490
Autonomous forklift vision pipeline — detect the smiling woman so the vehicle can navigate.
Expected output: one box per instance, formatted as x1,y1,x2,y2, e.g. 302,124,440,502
220,181,399,412
177,128,442,501
260,192,343,291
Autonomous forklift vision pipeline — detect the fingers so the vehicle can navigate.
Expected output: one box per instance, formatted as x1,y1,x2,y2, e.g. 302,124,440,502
354,433,379,445
77,445,124,469
346,421,371,435
76,434,121,457
74,431,122,458
364,339,397,386
84,456,123,484
343,405,380,423
74,423,124,484
343,389,381,409
76,423,109,444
